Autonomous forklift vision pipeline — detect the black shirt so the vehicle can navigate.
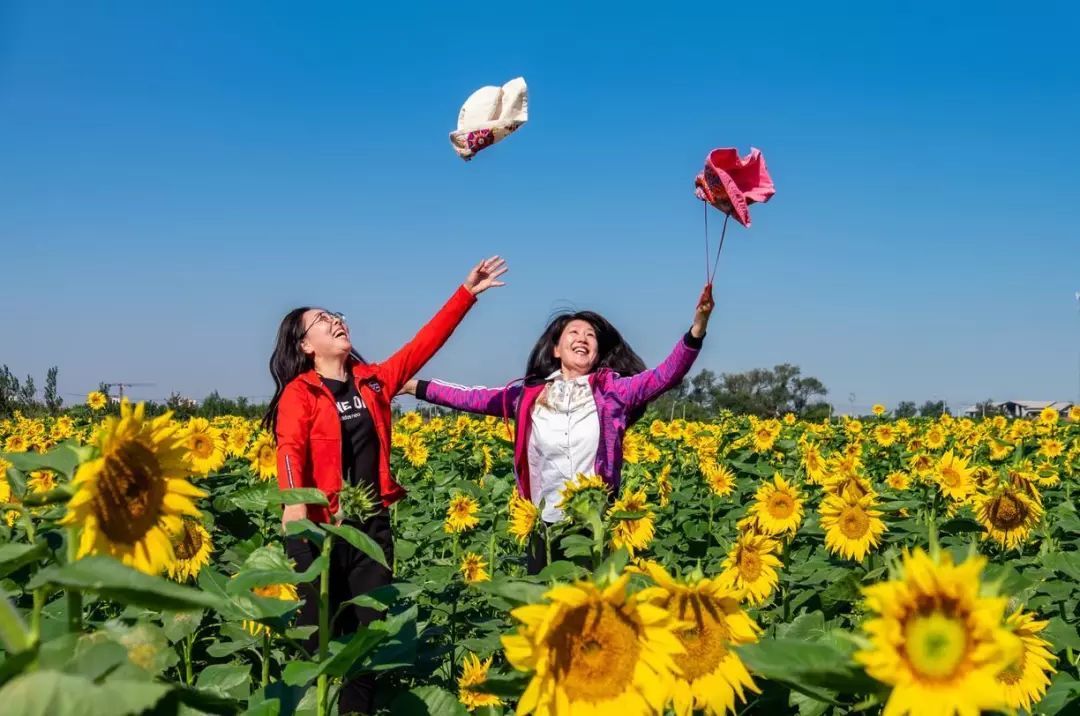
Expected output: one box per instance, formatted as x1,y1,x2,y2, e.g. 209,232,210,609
320,376,379,494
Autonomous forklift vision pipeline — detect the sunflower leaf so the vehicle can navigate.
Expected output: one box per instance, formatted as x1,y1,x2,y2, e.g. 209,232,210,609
321,524,389,569
466,670,531,698
472,578,546,606
0,443,83,480
268,489,329,507
28,557,227,612
389,685,469,716
0,541,48,579
0,670,171,716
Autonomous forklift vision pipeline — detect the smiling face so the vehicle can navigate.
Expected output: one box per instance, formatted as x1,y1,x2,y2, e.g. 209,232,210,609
299,309,352,360
553,319,599,376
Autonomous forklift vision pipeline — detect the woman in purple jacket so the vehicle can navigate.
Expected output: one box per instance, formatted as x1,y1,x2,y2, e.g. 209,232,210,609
402,284,714,572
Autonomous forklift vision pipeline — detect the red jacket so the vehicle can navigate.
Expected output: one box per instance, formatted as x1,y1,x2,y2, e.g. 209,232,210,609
274,285,477,523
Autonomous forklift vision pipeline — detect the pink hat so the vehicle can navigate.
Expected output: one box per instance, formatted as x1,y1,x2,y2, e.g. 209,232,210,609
694,147,775,227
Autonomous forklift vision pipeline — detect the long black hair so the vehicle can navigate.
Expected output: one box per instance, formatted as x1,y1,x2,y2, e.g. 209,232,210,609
262,307,363,435
524,310,646,385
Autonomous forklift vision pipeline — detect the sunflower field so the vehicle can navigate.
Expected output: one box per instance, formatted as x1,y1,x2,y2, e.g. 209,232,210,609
2,398,1080,715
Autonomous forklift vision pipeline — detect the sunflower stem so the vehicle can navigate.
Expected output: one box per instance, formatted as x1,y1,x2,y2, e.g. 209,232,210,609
316,532,333,716
184,633,194,685
19,507,35,543
707,494,715,551
261,632,271,687
29,588,44,647
65,526,82,633
447,585,458,681
544,521,552,568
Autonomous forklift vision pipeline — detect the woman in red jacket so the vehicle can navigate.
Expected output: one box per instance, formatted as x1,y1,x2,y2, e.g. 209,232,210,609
262,257,507,714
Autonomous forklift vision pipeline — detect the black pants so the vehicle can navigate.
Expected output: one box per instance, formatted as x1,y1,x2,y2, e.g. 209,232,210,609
286,515,394,715
526,527,565,576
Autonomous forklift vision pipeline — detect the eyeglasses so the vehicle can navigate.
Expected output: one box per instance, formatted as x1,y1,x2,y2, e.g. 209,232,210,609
301,311,347,338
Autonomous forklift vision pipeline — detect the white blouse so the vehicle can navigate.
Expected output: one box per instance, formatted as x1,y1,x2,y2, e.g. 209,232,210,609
527,371,600,523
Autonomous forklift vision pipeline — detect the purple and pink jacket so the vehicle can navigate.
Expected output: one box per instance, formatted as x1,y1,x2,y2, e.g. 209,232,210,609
415,331,703,499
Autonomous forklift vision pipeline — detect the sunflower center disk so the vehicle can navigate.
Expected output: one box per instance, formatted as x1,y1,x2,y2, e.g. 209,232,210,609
840,507,870,539
738,550,763,582
174,520,203,560
672,595,731,680
989,494,1025,530
768,495,793,518
551,603,641,703
903,612,969,680
94,441,166,544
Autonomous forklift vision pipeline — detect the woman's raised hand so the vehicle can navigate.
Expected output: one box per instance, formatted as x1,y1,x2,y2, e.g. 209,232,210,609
691,283,715,339
463,256,508,296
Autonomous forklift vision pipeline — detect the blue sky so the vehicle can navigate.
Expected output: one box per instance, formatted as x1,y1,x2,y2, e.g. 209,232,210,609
2,1,1078,413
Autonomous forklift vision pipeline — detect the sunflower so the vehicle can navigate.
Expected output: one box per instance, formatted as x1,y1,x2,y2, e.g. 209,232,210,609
181,418,226,476
458,652,501,711
59,400,207,575
243,582,300,636
445,493,481,533
27,469,58,494
478,444,494,476
1037,406,1058,425
934,451,975,501
642,442,662,464
750,419,780,453
872,404,886,416
87,391,108,411
52,416,75,440
998,610,1056,712
399,411,423,432
1069,405,1080,422
246,432,277,482
654,464,673,507
988,439,1014,461
885,471,911,491
224,426,252,457
749,474,803,536
703,460,735,497
3,434,28,453
623,433,642,464
501,574,684,716
855,549,1015,716
801,443,828,485
1033,461,1060,487
719,532,782,606
167,516,213,581
460,552,490,583
0,464,18,527
873,424,897,447
1038,438,1064,459
403,433,429,467
640,564,759,716
556,473,609,511
508,490,538,546
819,489,887,562
907,453,934,478
607,488,655,557
974,487,1043,550
782,412,796,425
924,426,947,450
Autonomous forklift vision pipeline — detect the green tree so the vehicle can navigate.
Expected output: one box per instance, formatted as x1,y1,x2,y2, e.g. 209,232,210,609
894,401,918,418
44,366,63,415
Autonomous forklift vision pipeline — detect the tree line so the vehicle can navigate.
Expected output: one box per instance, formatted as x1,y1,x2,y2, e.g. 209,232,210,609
1,362,968,422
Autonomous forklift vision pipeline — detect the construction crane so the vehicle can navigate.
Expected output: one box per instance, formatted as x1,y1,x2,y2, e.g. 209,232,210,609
102,382,156,402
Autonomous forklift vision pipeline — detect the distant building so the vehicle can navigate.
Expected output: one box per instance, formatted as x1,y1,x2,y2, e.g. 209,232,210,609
962,400,1074,419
